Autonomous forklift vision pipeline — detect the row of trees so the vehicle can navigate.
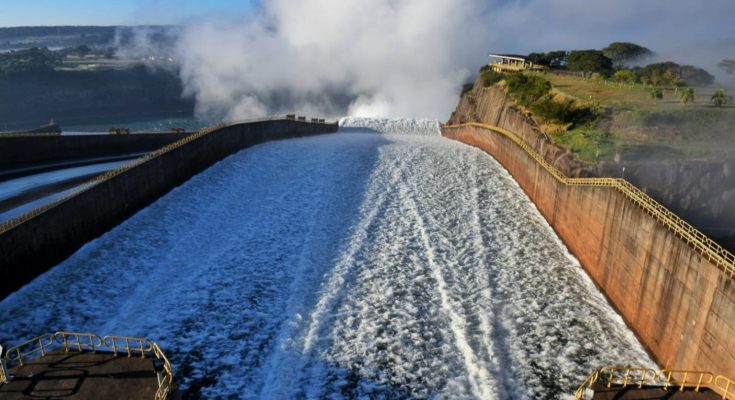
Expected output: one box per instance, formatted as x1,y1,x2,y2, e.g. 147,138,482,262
0,47,64,74
650,86,730,107
527,42,653,72
0,46,114,74
526,42,718,88
614,62,714,87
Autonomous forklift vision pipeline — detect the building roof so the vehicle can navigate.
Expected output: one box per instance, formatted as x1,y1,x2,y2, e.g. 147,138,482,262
488,53,528,62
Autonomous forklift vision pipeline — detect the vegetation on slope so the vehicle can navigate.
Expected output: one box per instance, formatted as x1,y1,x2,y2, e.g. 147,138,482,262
460,41,735,163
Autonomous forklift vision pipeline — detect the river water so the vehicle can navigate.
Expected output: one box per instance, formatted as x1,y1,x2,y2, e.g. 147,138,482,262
0,118,654,399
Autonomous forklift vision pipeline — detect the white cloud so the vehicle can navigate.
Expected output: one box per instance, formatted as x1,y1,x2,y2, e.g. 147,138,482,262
122,0,735,120
171,0,491,120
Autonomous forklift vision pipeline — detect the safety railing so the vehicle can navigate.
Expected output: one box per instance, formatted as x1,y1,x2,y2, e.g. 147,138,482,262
1,332,175,399
660,369,715,392
0,115,335,237
443,122,735,278
573,368,600,399
717,376,735,399
103,335,154,358
55,331,103,353
0,345,7,384
152,342,176,400
4,333,55,367
601,366,659,389
573,366,735,399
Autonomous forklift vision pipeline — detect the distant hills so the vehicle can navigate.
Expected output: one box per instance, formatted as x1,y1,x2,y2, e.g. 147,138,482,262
0,26,174,51
0,26,191,130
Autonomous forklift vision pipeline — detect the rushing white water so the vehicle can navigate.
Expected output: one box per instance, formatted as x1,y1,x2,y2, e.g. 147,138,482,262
339,117,441,135
0,118,654,399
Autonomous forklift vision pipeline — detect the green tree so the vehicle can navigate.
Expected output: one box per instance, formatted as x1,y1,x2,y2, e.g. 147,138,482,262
527,52,550,66
642,62,679,86
679,87,695,104
0,47,62,74
650,87,663,100
613,70,637,85
526,50,568,68
545,51,569,68
460,83,474,97
711,88,730,107
481,69,503,87
567,50,613,77
602,42,654,67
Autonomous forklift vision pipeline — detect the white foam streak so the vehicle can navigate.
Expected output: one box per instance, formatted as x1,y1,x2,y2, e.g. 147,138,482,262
339,116,441,135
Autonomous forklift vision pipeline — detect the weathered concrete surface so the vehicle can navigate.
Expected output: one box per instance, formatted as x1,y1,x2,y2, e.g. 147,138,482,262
443,124,735,381
0,119,338,299
0,133,189,169
0,350,178,400
448,81,593,178
450,80,735,251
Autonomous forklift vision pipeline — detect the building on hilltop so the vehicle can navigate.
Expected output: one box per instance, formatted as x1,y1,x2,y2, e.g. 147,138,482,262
488,53,547,72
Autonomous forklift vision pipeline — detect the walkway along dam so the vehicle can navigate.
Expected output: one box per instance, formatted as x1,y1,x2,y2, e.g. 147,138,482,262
0,117,732,398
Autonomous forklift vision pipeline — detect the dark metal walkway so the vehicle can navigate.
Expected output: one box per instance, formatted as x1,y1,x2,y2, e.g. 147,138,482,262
590,382,724,399
0,350,161,399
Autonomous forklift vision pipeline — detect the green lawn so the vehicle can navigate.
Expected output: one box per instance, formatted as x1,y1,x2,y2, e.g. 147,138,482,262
523,73,735,162
543,73,733,111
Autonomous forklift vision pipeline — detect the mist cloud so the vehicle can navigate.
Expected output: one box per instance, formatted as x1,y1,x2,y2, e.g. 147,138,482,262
122,0,735,120
168,0,493,120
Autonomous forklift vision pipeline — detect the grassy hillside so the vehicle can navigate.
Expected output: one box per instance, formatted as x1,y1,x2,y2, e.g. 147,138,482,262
511,72,735,163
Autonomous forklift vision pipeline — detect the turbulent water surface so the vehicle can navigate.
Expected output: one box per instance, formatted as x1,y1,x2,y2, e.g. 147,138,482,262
0,118,654,399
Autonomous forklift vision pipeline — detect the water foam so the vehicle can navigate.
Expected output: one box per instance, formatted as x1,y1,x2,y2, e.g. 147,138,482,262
0,131,655,399
339,116,441,136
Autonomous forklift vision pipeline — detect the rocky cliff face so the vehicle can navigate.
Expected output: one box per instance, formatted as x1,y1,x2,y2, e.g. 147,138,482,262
448,76,735,248
448,79,595,178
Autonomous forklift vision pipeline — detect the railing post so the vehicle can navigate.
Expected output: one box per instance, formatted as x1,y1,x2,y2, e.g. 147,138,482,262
0,345,10,383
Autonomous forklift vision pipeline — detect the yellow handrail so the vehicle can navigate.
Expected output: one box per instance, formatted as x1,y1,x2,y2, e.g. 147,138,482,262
573,366,735,399
152,342,176,400
443,122,735,278
103,335,154,358
573,368,600,399
4,333,55,366
717,376,735,399
0,345,7,384
602,366,659,389
55,332,103,353
1,332,176,399
661,369,714,392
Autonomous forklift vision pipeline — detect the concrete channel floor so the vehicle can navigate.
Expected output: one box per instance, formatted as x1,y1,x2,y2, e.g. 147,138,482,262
590,382,723,399
0,350,160,399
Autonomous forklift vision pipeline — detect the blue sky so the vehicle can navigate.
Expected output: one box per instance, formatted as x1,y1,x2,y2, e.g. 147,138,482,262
0,0,258,27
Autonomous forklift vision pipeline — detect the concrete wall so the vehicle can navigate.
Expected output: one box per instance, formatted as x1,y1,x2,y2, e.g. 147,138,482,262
0,119,338,299
0,133,190,169
443,124,735,380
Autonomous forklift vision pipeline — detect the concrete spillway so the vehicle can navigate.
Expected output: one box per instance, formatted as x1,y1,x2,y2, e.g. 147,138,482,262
0,118,653,399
